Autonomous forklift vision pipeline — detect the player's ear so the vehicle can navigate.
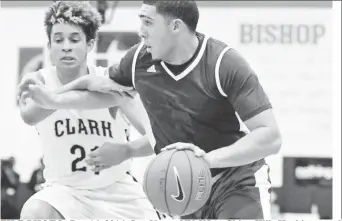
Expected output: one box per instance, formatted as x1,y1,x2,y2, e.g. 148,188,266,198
86,39,95,53
171,19,182,33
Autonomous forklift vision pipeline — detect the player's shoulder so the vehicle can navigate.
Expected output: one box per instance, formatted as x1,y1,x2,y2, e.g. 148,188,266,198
206,35,229,55
199,34,237,76
203,35,254,94
124,43,142,60
135,43,153,64
206,36,240,63
207,36,249,71
200,33,237,72
115,43,152,71
123,43,151,62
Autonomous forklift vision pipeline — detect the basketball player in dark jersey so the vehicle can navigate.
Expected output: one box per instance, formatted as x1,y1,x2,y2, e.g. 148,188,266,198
19,1,282,219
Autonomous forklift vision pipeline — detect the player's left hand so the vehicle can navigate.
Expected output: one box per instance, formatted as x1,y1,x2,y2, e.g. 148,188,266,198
25,84,59,109
161,142,206,157
17,71,44,99
85,141,132,172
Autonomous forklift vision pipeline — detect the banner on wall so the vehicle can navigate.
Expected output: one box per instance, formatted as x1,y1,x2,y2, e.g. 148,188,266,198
239,23,326,45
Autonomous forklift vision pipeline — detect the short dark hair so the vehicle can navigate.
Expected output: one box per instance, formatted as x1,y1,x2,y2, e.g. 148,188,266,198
44,1,102,42
143,0,199,33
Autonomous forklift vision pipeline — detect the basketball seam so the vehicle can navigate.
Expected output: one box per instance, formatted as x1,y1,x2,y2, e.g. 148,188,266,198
145,155,166,220
182,151,194,215
164,150,177,216
144,154,158,203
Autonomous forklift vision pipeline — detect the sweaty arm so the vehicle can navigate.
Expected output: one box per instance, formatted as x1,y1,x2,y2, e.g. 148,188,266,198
19,72,56,126
204,49,282,168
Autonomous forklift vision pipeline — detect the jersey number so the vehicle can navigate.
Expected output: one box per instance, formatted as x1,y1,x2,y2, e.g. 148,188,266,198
70,145,100,175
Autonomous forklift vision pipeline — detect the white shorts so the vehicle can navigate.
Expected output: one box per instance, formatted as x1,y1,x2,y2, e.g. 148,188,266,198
23,173,161,219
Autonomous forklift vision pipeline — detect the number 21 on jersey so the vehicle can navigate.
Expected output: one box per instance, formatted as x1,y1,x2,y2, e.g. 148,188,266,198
70,145,100,175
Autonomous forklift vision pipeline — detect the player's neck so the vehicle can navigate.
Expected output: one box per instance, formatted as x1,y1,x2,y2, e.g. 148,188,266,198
163,34,199,65
56,63,88,85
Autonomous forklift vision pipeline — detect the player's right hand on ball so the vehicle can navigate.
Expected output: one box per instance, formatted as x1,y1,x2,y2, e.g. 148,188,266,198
161,142,206,157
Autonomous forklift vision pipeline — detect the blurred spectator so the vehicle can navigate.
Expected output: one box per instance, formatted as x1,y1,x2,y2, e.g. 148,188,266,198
1,157,20,189
1,157,20,219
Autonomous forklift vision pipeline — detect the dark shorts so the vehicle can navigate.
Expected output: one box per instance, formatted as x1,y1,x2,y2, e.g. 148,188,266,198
182,159,272,219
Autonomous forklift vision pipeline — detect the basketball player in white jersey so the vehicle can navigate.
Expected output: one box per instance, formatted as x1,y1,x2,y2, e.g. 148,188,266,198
18,1,159,219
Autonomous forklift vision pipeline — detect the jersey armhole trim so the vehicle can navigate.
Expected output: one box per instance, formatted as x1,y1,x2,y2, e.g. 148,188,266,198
215,46,232,98
132,43,145,88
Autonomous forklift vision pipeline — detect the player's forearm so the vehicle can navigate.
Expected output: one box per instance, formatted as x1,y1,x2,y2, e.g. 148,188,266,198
128,135,155,158
20,100,55,126
52,90,124,110
54,75,89,94
119,96,148,135
204,127,282,168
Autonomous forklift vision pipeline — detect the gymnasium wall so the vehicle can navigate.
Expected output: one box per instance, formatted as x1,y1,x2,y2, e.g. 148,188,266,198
0,4,332,188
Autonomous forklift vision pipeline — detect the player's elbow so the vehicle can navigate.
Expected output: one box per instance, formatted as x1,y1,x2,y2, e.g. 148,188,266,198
268,127,282,155
20,106,41,126
20,112,37,126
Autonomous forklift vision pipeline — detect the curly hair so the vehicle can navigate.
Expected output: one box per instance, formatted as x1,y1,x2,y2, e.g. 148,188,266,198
44,1,102,42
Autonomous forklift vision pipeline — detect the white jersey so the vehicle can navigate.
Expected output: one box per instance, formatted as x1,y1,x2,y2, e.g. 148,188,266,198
35,65,131,189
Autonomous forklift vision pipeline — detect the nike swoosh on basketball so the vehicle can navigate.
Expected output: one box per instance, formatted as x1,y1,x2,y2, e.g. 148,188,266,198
171,166,185,201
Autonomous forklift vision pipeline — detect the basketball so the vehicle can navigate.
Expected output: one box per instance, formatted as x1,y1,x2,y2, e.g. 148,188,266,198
143,149,212,217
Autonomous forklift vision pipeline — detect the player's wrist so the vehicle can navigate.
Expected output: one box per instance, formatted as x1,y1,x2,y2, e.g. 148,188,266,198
203,153,214,168
50,94,63,109
125,142,135,158
127,137,151,158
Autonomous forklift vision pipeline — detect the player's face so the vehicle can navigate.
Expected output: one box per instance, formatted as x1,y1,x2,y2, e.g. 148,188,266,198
138,4,175,60
48,23,94,68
